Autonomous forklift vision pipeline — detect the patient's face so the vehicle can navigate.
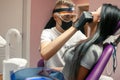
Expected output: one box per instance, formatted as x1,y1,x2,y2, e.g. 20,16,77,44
85,7,102,36
91,6,102,23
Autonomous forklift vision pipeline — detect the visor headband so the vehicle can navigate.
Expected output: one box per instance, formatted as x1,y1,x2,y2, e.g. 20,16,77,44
53,7,74,13
113,21,120,33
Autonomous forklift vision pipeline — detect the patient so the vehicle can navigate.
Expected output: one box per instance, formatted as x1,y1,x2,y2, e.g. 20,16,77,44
62,3,120,80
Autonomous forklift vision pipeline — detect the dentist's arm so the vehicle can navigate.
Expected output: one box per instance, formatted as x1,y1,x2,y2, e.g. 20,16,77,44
40,26,77,60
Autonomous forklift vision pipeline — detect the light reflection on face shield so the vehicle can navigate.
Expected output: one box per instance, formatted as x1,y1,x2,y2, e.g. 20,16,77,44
56,13,77,22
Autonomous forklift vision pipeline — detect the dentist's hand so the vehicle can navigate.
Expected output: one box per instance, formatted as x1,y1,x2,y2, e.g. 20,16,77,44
73,11,93,30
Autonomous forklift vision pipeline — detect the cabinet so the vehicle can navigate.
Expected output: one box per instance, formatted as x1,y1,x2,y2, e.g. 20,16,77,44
0,0,31,73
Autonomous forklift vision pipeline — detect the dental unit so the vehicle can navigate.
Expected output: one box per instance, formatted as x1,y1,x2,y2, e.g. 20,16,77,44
2,28,27,80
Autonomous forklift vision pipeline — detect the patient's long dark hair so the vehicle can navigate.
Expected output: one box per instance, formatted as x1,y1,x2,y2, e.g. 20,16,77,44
68,4,120,80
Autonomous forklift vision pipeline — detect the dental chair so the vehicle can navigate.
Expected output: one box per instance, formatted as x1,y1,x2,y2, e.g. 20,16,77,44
86,43,114,80
38,36,119,80
14,36,119,80
86,35,120,80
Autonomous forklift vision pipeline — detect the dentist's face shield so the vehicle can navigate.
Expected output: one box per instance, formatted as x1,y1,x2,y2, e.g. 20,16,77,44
113,21,120,35
56,13,77,22
53,7,75,13
53,7,77,22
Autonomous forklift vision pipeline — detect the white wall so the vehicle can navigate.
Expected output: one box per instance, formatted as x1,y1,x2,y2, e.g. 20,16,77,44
30,0,56,67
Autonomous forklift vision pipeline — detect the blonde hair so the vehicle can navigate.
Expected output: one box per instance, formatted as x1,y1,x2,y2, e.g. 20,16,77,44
54,0,75,9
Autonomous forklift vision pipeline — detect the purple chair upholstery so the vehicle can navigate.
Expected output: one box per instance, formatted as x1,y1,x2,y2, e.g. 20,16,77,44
37,58,44,67
86,43,114,80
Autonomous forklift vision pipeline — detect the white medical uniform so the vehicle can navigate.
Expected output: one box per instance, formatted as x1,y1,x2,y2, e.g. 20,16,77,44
40,27,87,68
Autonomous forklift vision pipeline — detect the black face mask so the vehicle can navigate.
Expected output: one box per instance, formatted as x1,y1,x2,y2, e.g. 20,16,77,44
61,21,72,30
